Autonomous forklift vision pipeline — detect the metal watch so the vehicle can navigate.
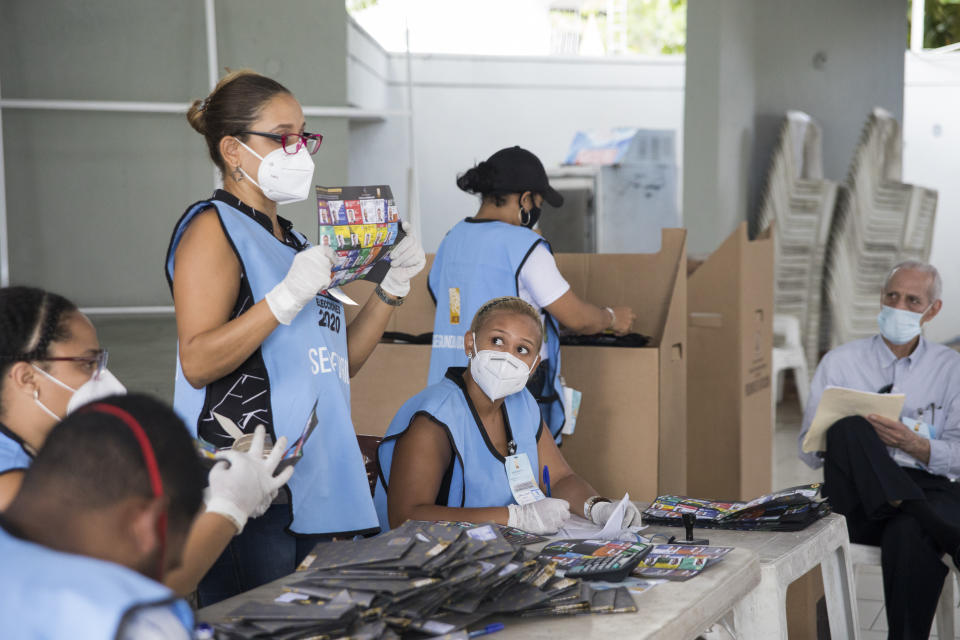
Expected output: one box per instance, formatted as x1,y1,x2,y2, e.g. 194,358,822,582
375,284,404,306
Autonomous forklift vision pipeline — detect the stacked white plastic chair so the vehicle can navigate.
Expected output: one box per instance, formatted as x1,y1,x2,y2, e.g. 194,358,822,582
824,108,938,347
755,111,839,373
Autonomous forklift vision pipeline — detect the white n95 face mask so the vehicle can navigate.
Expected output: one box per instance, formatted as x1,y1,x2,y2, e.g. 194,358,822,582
877,304,928,345
32,365,127,421
469,333,539,401
235,138,315,205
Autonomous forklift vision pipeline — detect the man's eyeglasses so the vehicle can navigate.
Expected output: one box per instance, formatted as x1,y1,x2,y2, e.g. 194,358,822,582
240,131,323,155
34,349,109,378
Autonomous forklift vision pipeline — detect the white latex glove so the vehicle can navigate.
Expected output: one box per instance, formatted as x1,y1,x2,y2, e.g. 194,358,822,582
379,222,426,298
590,499,643,528
265,245,336,324
204,425,295,534
507,498,570,534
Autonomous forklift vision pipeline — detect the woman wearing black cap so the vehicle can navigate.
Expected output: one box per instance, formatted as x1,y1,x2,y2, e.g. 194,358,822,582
427,146,635,441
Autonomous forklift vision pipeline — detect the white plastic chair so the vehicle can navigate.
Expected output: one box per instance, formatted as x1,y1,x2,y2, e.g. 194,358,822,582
850,543,957,638
772,314,810,417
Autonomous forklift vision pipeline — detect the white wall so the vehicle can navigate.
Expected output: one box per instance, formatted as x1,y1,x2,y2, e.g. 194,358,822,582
346,20,686,252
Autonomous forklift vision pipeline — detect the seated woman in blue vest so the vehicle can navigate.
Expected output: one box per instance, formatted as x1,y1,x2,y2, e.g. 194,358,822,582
0,286,290,597
167,70,426,604
376,296,642,534
0,393,205,639
428,146,637,442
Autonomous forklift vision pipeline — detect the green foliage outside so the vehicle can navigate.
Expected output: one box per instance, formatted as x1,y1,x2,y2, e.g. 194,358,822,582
909,0,960,49
550,0,686,55
346,0,379,12
348,0,687,56
626,0,686,55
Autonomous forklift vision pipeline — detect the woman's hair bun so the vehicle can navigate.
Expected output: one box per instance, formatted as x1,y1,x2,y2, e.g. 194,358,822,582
186,97,207,135
456,160,498,195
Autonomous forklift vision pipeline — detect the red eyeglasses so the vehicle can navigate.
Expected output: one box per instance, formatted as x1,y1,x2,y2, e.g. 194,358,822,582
240,130,323,155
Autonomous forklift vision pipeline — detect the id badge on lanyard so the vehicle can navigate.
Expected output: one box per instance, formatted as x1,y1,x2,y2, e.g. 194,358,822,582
504,452,545,505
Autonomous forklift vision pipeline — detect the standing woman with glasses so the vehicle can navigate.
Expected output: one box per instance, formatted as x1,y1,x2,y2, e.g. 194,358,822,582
166,70,426,605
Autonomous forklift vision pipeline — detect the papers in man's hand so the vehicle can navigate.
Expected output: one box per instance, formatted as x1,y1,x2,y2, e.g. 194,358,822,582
802,386,905,453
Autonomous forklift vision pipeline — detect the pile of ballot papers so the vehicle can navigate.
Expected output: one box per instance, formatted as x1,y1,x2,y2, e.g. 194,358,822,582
208,520,636,639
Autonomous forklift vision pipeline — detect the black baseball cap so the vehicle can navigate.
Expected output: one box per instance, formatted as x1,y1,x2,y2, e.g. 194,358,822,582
484,146,564,207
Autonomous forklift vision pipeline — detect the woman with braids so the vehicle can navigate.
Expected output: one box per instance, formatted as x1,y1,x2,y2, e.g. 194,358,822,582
167,69,426,604
0,287,123,507
0,286,293,596
375,297,642,534
428,146,636,441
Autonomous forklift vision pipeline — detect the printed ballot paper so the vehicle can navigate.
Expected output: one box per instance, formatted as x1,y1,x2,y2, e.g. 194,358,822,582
316,184,402,290
801,386,906,453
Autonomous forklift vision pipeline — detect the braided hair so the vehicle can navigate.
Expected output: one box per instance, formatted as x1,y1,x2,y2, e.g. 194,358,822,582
0,287,78,412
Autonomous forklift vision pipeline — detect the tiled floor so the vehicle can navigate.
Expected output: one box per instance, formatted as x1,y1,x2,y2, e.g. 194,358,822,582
774,386,959,639
93,314,959,638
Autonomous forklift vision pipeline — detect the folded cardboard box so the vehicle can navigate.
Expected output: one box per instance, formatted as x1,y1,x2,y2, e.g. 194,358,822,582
686,222,773,501
557,229,687,500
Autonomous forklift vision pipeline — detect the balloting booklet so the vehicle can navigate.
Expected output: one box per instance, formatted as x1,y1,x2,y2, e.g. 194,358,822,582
642,484,830,532
316,184,404,289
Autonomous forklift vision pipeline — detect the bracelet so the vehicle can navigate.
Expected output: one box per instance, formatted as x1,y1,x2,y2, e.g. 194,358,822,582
604,306,616,330
584,495,612,521
375,284,404,306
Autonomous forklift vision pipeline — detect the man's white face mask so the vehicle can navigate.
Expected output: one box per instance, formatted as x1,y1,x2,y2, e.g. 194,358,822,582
32,365,127,421
877,304,931,345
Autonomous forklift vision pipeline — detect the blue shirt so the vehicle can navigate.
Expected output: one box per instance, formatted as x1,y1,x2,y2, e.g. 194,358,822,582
0,421,33,475
798,335,960,478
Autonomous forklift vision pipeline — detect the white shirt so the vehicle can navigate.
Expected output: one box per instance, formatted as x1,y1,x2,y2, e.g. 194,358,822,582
517,243,571,359
798,335,960,478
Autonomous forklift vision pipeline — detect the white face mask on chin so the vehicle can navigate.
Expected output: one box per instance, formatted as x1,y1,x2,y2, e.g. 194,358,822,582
469,333,539,401
32,365,127,421
235,138,315,205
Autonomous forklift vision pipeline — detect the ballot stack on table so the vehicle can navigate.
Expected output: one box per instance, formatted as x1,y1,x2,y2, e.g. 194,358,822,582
205,521,637,639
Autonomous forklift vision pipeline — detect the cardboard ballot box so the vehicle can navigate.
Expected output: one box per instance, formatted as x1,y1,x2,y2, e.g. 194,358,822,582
686,223,774,501
557,229,687,500
343,231,688,502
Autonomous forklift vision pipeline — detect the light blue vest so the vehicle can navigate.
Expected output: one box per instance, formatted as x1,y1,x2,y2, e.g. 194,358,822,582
166,198,378,535
0,522,193,637
0,425,32,474
373,367,542,530
428,219,565,439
